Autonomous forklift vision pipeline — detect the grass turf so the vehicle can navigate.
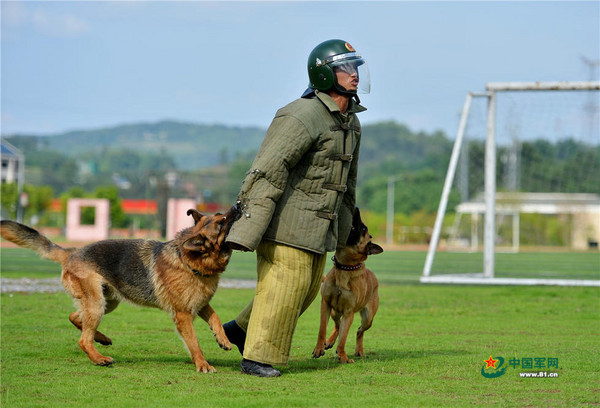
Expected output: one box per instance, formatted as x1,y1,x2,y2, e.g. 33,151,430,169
1,248,599,407
2,247,599,282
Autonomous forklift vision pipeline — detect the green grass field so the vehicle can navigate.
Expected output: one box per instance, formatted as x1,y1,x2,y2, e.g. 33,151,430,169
1,247,599,407
2,247,599,283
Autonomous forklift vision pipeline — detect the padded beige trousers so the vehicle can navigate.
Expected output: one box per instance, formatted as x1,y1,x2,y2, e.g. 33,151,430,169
235,241,326,365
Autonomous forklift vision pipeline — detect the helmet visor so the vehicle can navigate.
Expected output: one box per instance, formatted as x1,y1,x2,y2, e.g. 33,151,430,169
331,58,371,94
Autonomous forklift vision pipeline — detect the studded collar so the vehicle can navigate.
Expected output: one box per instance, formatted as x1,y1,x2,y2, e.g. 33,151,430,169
332,255,363,271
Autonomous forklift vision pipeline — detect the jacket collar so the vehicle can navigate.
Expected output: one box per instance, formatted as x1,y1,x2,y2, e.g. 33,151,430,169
314,90,367,114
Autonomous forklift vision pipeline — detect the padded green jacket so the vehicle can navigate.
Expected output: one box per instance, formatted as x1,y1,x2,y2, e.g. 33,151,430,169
226,90,366,254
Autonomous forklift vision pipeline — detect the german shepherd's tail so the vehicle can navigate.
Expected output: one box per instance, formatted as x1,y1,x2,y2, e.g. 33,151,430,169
0,220,71,264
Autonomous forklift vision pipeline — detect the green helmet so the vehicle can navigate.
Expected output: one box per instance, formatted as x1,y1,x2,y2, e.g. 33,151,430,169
307,39,370,95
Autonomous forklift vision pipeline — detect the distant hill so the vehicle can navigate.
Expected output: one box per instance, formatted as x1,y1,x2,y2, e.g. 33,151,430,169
4,120,454,172
4,121,266,171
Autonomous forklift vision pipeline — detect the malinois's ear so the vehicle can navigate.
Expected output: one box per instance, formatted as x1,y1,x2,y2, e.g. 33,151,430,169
182,234,209,253
368,242,384,255
353,206,361,221
187,209,205,225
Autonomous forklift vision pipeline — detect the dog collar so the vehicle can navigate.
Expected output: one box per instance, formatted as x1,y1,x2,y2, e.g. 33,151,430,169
332,256,363,271
177,248,210,277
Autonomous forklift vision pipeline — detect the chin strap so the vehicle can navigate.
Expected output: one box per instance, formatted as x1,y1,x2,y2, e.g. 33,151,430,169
332,83,361,104
332,255,363,271
301,87,360,104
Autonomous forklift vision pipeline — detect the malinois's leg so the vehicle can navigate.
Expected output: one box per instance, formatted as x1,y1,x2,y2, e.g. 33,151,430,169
173,311,215,373
198,304,231,351
355,293,379,357
335,312,355,364
325,311,341,350
312,298,332,358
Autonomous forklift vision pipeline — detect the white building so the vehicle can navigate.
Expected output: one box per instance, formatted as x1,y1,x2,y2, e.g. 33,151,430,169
453,192,600,250
1,139,24,185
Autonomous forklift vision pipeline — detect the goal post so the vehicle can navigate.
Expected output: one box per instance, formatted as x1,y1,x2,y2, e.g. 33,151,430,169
421,81,600,286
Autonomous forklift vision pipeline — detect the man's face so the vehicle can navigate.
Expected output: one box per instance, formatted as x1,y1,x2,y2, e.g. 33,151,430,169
334,62,359,92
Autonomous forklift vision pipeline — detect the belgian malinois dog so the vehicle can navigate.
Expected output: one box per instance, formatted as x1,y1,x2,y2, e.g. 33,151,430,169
312,207,383,364
0,204,241,373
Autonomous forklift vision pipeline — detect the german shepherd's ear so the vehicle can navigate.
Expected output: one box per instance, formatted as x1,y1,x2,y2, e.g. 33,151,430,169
368,242,384,255
182,234,209,253
187,209,205,225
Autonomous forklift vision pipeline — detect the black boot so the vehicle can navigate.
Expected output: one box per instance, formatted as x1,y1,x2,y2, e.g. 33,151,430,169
223,320,246,355
241,358,281,377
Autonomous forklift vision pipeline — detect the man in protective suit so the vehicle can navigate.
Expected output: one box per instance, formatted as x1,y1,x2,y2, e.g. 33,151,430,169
224,39,371,377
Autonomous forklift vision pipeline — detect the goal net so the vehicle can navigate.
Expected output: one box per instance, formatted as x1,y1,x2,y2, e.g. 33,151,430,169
421,81,600,286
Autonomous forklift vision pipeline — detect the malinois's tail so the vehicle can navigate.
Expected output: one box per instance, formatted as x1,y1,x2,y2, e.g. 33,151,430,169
0,220,71,264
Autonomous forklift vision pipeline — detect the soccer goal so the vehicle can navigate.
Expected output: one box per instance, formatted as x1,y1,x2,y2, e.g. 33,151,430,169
421,81,600,286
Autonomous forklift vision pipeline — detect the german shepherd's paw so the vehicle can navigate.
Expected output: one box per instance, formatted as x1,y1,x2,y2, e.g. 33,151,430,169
196,362,217,373
215,335,232,351
324,341,335,350
95,333,113,346
312,346,325,358
338,355,354,364
93,356,114,366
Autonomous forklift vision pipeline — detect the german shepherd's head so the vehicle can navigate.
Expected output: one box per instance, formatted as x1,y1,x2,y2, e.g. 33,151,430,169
339,207,383,264
176,203,242,275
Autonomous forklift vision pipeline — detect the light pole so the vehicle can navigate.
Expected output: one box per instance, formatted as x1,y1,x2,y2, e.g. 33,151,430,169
386,176,395,245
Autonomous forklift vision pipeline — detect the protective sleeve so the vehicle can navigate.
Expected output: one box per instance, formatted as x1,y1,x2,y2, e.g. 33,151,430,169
225,115,316,251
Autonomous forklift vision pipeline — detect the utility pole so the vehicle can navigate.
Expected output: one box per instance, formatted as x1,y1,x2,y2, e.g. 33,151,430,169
386,176,395,245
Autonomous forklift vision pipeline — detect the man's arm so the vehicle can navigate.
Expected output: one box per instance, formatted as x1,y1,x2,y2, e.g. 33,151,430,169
226,115,315,251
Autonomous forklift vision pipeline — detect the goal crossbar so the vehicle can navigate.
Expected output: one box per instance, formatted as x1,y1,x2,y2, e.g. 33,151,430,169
487,81,600,92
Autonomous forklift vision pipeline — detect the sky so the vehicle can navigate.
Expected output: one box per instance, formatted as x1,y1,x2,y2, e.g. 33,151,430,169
1,1,599,139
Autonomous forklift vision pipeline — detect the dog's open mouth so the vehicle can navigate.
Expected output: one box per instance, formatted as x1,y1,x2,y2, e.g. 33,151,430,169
222,202,242,235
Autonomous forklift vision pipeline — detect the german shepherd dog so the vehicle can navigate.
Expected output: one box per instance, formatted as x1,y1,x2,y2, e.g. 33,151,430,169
312,208,383,364
0,204,241,373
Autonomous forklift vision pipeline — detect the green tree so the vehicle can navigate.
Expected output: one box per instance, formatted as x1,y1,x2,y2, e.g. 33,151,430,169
0,183,54,224
94,185,126,228
1,183,18,218
358,169,460,215
22,185,54,224
24,150,79,192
